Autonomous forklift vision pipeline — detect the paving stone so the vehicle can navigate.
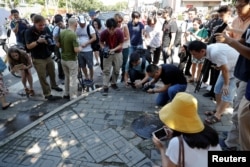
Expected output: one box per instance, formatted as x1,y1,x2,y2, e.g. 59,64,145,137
82,117,95,123
104,155,123,163
24,125,50,139
72,126,93,140
32,155,61,167
19,154,42,166
45,116,65,129
129,137,143,146
119,129,136,139
106,136,134,153
117,147,146,167
12,136,39,151
89,124,108,132
81,133,104,150
93,118,107,125
65,118,86,131
0,150,25,166
150,149,161,160
60,111,80,122
97,128,120,141
54,133,79,150
57,159,82,167
88,143,114,163
49,124,71,138
78,162,103,167
72,151,95,162
135,158,159,167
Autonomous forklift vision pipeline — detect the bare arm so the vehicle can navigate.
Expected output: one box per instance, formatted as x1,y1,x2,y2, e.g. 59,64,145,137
215,33,250,59
123,25,130,42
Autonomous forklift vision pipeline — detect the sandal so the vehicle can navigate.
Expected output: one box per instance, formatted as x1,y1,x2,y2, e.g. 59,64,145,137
205,115,221,124
29,89,35,96
204,110,216,116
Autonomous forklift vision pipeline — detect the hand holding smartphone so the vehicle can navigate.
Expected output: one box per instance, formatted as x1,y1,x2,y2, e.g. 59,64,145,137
152,127,168,141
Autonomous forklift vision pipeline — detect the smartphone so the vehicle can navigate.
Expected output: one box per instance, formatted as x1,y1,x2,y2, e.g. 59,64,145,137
152,128,168,140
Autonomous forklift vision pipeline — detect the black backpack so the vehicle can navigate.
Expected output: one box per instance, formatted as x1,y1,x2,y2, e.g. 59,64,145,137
86,24,100,51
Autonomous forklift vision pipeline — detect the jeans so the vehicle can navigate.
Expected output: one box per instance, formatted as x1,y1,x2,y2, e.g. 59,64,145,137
156,84,187,106
128,69,145,83
129,45,143,55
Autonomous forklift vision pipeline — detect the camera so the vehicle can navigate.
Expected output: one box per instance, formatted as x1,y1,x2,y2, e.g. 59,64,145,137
40,34,55,46
102,47,110,58
142,83,154,92
51,53,60,63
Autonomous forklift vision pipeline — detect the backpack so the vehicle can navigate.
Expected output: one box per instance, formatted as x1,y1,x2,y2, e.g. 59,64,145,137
86,24,100,51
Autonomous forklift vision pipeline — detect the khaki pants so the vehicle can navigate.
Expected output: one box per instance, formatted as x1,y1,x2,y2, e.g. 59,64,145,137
61,60,78,98
102,52,122,87
32,57,57,96
238,96,250,150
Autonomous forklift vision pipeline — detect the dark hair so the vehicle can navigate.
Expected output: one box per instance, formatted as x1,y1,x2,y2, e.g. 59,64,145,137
54,14,63,24
163,6,173,17
11,9,19,14
188,40,207,52
188,7,197,14
7,47,29,67
131,11,141,19
217,5,231,13
182,124,219,149
106,18,117,29
33,15,45,24
92,18,102,29
30,13,36,19
146,64,159,73
129,52,140,63
193,17,202,24
147,16,157,25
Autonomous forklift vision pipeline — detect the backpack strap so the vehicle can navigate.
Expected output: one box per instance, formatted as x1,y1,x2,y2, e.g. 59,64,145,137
86,24,91,39
141,57,146,72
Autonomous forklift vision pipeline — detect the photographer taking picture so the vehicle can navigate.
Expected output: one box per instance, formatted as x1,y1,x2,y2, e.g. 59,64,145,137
100,18,124,96
25,15,62,100
152,92,221,167
145,64,187,106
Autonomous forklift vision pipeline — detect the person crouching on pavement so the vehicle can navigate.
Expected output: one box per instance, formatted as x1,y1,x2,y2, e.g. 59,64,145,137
25,15,63,100
7,47,34,96
100,18,124,96
152,92,221,167
145,64,187,106
58,18,80,100
124,51,150,89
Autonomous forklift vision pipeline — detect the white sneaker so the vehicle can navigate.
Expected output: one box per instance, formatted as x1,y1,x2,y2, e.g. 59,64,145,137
200,83,208,89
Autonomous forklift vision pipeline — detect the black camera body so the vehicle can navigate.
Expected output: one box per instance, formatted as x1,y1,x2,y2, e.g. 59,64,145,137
40,34,55,46
102,47,110,58
51,53,60,63
142,84,154,92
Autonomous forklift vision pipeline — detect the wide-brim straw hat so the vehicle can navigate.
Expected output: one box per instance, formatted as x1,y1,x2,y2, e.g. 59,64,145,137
159,92,204,133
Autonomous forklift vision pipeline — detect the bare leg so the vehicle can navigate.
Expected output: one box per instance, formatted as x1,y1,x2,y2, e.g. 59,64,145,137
94,51,99,64
82,67,89,79
197,63,203,82
89,68,94,80
215,101,230,119
21,70,28,89
26,69,33,90
191,63,196,81
0,96,10,107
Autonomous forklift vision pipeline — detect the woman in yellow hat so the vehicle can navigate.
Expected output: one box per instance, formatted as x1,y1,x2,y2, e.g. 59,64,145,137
152,92,221,167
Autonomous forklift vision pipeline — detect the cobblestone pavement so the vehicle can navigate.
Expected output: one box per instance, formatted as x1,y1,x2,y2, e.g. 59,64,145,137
0,81,233,167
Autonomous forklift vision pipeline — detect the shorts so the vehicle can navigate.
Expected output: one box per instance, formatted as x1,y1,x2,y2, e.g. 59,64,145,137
192,57,205,64
78,51,93,69
214,74,236,103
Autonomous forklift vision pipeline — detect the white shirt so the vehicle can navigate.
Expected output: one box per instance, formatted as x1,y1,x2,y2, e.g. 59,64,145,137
76,24,95,52
144,25,162,48
166,137,221,167
206,43,239,78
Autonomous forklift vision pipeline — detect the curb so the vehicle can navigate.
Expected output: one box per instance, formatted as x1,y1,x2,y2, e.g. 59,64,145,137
0,87,102,148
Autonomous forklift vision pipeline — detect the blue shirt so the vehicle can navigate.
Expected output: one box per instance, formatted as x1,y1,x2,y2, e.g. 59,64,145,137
10,19,29,43
234,25,250,82
127,21,144,46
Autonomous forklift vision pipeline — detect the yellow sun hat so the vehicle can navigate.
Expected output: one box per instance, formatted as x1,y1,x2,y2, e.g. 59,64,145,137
159,92,204,133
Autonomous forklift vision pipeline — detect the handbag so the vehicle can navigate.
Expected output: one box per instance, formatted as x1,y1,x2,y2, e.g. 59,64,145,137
177,135,185,167
0,57,7,72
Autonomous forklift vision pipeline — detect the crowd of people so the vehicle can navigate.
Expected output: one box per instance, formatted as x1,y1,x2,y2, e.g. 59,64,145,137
0,0,250,166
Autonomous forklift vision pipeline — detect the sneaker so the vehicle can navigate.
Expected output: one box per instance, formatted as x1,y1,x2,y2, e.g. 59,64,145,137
111,84,120,91
219,138,237,151
63,95,70,100
45,95,57,101
102,88,109,96
84,79,94,85
51,86,63,92
29,89,35,96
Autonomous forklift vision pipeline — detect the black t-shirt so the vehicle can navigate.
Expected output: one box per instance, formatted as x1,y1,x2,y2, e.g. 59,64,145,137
162,19,178,47
25,26,53,59
159,64,187,85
